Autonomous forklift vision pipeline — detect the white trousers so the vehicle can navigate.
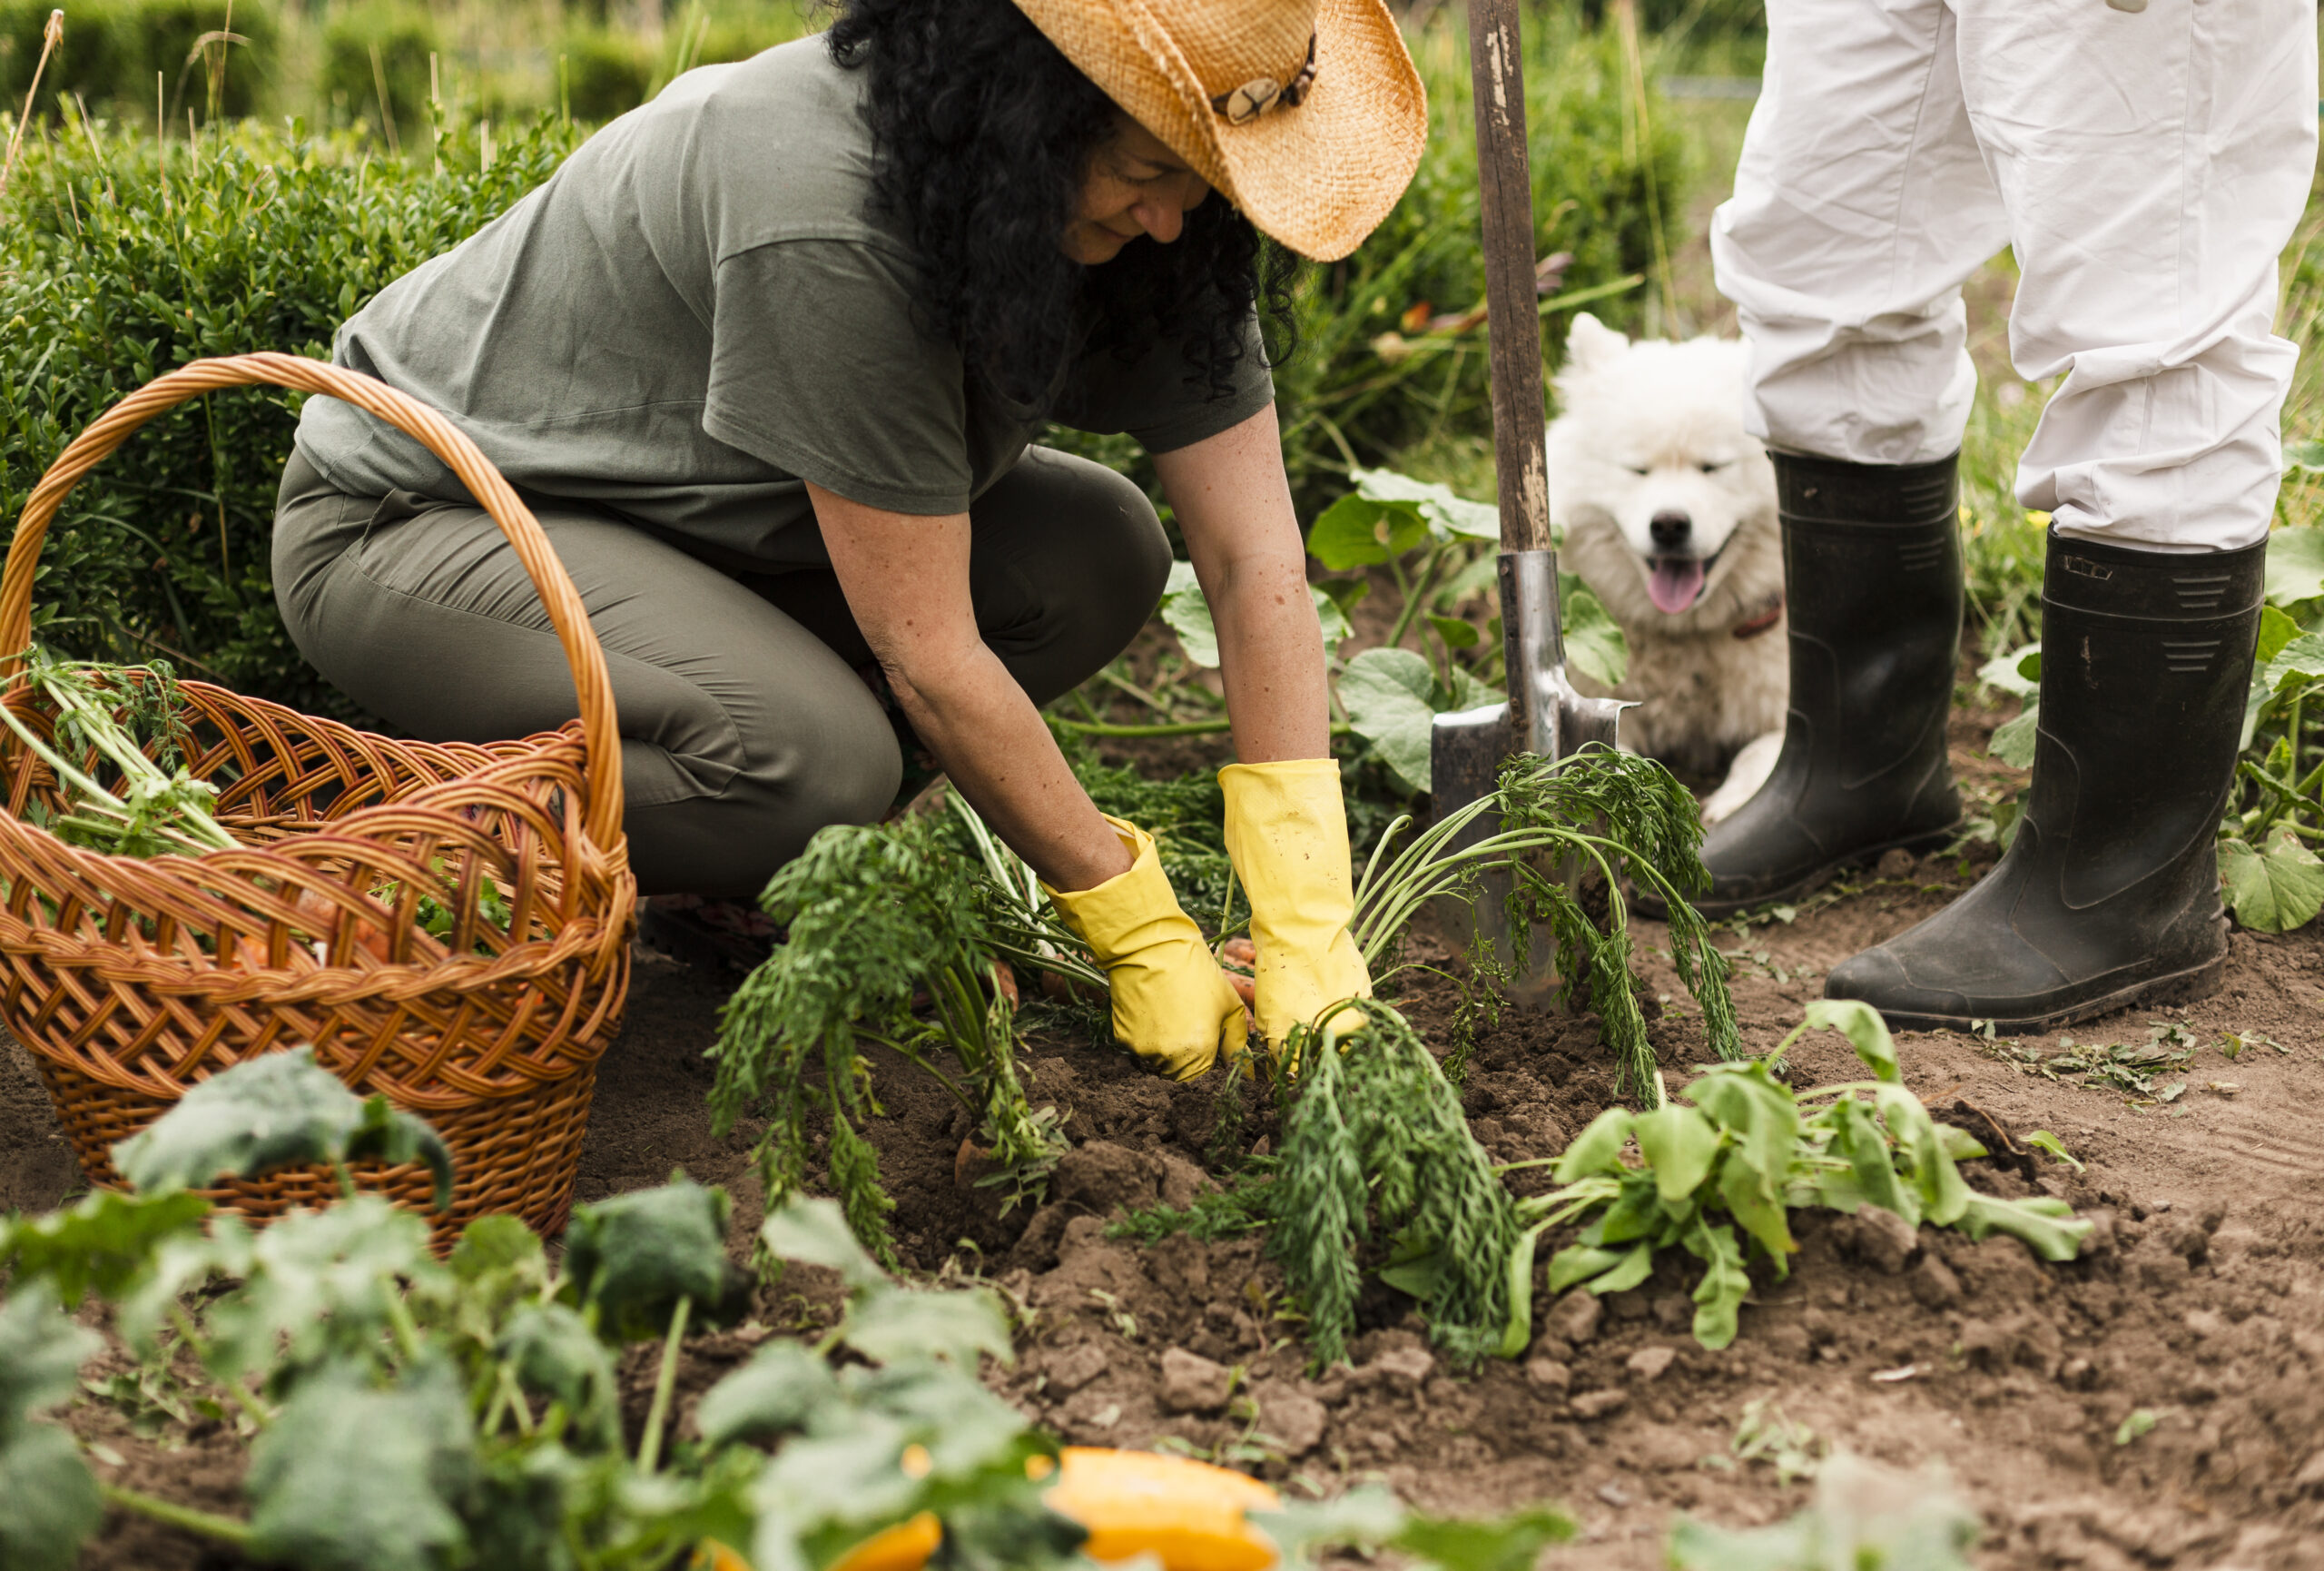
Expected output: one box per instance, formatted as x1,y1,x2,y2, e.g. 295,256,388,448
1711,0,2319,551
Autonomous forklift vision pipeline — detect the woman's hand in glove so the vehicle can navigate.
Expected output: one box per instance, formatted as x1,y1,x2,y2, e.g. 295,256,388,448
1045,816,1248,1081
1220,758,1373,1052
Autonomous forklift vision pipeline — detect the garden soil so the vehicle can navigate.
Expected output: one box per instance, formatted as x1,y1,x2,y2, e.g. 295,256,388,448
5,709,2323,1569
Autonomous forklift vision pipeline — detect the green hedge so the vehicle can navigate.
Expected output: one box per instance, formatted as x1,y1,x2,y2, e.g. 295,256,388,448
318,3,442,149
0,0,280,123
0,114,580,716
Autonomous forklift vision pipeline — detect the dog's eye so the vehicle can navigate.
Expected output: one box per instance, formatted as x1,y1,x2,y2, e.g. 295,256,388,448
1626,465,1650,477
1699,460,1729,473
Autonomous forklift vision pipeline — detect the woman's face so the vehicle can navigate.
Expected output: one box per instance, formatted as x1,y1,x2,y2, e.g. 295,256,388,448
1060,114,1212,265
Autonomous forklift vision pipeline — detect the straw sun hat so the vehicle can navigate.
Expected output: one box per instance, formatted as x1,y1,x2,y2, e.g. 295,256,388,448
1010,0,1427,262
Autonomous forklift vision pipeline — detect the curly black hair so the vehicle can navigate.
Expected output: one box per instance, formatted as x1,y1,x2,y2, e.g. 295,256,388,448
825,0,1299,412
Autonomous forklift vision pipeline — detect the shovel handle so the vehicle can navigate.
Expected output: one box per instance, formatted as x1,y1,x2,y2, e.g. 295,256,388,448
1464,0,1554,556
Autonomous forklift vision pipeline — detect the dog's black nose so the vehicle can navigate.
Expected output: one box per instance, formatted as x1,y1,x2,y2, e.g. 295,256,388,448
1649,510,1692,550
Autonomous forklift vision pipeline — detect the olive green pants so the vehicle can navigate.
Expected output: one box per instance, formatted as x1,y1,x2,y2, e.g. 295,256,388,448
271,448,1170,897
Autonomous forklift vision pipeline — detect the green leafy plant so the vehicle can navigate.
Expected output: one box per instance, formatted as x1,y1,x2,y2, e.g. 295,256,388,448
1523,1000,2090,1350
1352,746,1738,1099
0,1051,1579,1571
1669,1452,1979,1571
0,646,237,857
707,811,1068,1268
0,108,579,718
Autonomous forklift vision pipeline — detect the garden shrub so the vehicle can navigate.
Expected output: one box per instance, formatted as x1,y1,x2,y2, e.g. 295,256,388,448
0,0,279,123
557,25,654,123
0,114,580,716
318,1,441,148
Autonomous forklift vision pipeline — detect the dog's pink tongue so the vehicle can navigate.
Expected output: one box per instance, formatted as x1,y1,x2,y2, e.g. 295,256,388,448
1649,557,1707,614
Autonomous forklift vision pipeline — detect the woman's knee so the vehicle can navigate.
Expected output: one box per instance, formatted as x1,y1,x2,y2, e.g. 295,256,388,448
622,687,901,898
972,448,1172,701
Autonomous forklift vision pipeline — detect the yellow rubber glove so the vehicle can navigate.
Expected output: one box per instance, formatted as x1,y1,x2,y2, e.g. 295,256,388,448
1044,816,1247,1082
1219,758,1374,1052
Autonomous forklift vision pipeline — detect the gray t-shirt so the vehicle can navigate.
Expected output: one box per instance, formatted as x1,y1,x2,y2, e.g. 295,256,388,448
294,35,1274,568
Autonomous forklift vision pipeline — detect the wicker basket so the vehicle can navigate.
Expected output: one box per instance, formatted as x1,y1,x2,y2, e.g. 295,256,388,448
0,353,635,1248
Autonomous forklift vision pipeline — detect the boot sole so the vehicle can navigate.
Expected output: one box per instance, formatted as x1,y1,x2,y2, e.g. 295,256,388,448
1638,820,1962,922
1855,953,2228,1037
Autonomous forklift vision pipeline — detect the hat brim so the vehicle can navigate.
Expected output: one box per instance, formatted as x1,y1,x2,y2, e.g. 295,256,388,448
1013,0,1427,262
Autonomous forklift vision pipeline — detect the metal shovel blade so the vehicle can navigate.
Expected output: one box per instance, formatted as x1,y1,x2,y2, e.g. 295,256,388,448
1430,549,1630,1003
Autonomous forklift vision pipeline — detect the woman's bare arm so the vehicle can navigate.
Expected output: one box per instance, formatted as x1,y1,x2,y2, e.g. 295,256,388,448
808,483,1130,892
1153,402,1331,763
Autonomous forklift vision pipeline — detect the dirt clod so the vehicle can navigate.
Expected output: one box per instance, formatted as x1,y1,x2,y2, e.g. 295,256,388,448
1524,1355,1572,1391
1158,1346,1233,1413
1571,1388,1629,1420
1252,1382,1327,1456
1626,1346,1678,1381
1909,1250,1964,1310
1544,1289,1603,1347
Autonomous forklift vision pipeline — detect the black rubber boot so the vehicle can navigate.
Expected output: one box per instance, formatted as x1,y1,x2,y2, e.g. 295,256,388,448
1824,529,2265,1033
1661,451,1964,919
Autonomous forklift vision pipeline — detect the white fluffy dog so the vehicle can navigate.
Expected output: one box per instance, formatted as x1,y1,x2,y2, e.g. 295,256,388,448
1547,313,1786,824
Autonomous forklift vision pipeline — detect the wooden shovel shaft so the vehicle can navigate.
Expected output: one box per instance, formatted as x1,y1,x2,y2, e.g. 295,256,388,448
1464,0,1553,555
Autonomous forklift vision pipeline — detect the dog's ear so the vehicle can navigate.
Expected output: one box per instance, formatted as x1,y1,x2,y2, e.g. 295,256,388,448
1563,311,1630,374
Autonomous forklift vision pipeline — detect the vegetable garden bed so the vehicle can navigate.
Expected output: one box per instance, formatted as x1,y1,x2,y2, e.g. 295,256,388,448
5,691,2321,1570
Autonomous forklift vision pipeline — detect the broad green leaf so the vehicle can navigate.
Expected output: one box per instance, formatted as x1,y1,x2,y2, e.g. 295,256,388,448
843,1282,1014,1370
2246,633,2324,748
1558,572,1630,687
1718,1148,1796,1263
1975,643,2042,699
0,1292,103,1433
2221,826,2324,934
2265,524,2324,604
1159,561,1219,667
847,1360,1029,1477
1307,494,1431,570
1338,647,1440,793
0,1423,103,1571
2258,604,2301,664
1350,467,1501,542
203,1196,439,1383
1988,703,2040,768
1495,1217,1560,1359
760,1195,888,1292
1823,1097,1915,1225
1631,1105,1719,1205
1682,1217,1749,1350
696,1341,841,1447
0,1189,212,1307
1875,1083,1973,1227
111,1048,453,1210
1428,614,1481,650
1252,1487,1411,1562
497,1304,621,1447
1687,1064,1801,1191
1551,1107,1633,1182
1391,1507,1578,1571
1956,1194,2091,1261
1312,586,1356,654
564,1177,752,1341
2286,439,2324,474
1935,1124,1988,1162
1803,998,1900,1083
1545,1243,1631,1296
1584,1240,1656,1295
2025,1131,2084,1171
1668,1512,1816,1571
247,1361,478,1571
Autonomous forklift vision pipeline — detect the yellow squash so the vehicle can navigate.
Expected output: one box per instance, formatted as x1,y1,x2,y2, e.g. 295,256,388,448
717,1447,1283,1571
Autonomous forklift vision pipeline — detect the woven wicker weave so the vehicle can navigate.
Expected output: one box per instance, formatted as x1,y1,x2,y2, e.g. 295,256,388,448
0,353,635,1248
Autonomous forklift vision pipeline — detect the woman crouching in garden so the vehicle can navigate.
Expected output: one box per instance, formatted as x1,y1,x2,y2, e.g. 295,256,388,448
271,0,1426,1080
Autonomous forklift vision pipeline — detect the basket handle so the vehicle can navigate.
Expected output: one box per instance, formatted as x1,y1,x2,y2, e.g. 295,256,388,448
0,353,626,852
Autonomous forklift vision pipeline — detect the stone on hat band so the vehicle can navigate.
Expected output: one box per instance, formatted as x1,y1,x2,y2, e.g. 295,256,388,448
1210,32,1319,125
